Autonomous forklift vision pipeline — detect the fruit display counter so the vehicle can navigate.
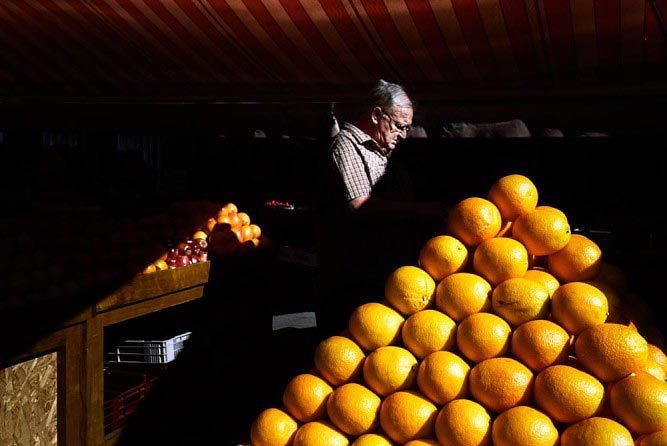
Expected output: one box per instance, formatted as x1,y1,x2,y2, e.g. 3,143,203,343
248,174,667,446
0,259,211,446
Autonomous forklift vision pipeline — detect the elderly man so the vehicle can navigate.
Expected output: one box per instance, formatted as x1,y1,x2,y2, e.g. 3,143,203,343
317,79,445,334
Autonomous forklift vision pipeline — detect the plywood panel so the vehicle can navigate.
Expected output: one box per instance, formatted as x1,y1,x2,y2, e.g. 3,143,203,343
1,352,58,446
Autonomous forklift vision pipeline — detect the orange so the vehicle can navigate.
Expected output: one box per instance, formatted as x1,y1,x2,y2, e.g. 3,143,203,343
292,421,348,446
469,358,534,413
523,269,560,297
491,406,558,446
636,431,667,446
551,282,608,334
314,336,365,386
238,211,251,226
491,277,550,326
561,417,633,446
192,230,208,240
648,344,667,373
435,399,491,446
447,197,502,246
402,309,456,358
547,234,602,283
435,272,492,322
326,383,381,436
643,359,667,381
511,208,571,256
511,320,569,372
472,237,528,286
221,202,238,215
417,351,470,405
348,302,404,351
240,224,255,242
250,223,262,238
418,235,469,281
153,259,169,271
363,346,418,396
536,205,567,220
487,174,538,221
610,372,667,435
380,391,438,443
350,434,392,446
251,407,299,446
456,312,511,363
403,440,438,446
283,374,333,422
384,266,436,315
534,365,604,423
575,323,649,382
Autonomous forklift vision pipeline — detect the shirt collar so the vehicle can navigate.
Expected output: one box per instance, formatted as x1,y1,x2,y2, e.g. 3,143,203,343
342,122,390,157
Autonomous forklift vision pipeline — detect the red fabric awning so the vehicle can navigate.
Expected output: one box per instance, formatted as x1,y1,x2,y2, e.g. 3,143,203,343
0,0,665,99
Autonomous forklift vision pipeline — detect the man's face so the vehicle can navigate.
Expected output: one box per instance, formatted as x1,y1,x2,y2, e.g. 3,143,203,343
373,105,413,152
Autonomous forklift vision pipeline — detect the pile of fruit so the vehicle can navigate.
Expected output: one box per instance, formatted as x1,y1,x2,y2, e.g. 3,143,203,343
250,174,667,446
142,202,264,273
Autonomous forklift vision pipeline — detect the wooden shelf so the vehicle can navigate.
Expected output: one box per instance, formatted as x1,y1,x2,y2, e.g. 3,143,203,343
0,261,212,446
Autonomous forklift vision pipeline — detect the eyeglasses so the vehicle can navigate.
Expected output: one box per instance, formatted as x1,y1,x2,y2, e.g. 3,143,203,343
380,109,411,134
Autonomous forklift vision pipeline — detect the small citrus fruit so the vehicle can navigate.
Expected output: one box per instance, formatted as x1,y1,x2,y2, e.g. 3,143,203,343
575,323,648,382
380,391,438,443
363,346,418,396
469,358,534,413
487,174,538,221
492,277,550,326
418,235,468,281
326,383,381,436
523,269,560,297
512,208,571,256
293,421,348,446
610,372,667,435
472,237,528,286
417,351,470,405
435,272,492,322
551,282,608,334
348,302,404,351
283,373,333,422
314,336,365,386
385,266,436,315
547,234,602,282
250,407,298,446
457,312,511,363
511,320,569,371
402,309,456,358
491,406,558,446
447,197,502,246
636,431,667,446
435,399,491,446
560,417,633,446
350,434,392,446
534,365,604,423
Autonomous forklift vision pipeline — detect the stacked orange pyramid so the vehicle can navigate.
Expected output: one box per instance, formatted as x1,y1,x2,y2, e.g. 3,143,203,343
250,174,667,446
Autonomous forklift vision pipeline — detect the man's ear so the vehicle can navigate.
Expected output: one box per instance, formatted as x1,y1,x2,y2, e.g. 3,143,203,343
371,106,382,125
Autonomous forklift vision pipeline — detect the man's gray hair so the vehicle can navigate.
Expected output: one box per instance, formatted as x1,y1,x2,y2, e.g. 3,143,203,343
369,79,413,111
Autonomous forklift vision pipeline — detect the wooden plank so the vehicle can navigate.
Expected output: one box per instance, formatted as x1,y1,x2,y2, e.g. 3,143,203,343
96,286,205,327
95,261,210,313
85,316,104,446
63,323,85,446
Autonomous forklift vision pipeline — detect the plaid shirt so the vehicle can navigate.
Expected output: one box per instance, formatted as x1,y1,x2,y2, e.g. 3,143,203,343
329,123,390,201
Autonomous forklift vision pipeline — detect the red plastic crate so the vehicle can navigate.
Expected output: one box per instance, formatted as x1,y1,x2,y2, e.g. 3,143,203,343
104,369,160,434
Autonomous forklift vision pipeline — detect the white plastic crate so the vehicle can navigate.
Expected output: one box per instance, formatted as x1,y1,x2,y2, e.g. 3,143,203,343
107,332,191,364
